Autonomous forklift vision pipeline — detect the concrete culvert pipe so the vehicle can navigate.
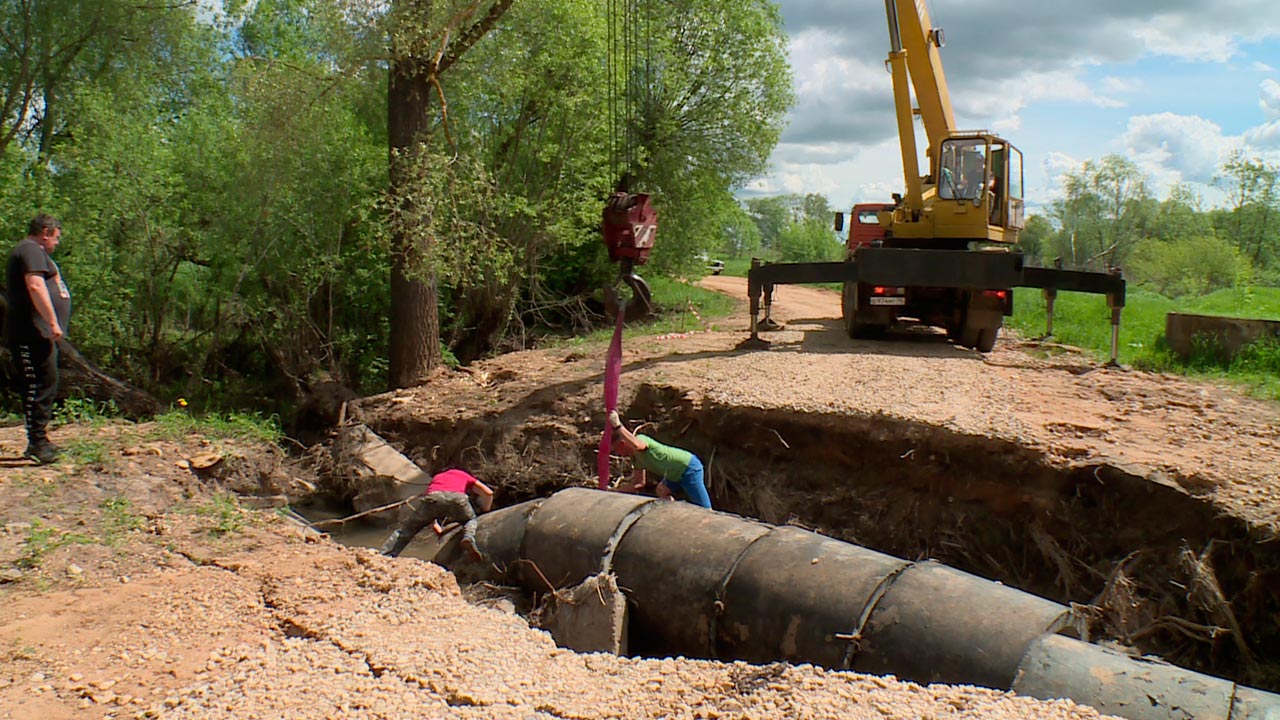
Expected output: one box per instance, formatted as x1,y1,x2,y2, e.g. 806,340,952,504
431,488,1280,720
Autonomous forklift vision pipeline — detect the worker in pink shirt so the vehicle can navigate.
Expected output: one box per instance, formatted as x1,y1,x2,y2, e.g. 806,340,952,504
380,468,494,560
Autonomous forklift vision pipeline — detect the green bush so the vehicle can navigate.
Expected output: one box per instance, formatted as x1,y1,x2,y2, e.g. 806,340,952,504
777,222,842,263
1126,236,1245,297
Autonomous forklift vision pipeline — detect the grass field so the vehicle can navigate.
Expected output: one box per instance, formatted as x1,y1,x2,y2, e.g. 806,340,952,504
1009,286,1280,400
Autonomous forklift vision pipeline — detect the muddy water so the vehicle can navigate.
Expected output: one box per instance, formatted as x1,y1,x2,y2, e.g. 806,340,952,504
295,505,442,563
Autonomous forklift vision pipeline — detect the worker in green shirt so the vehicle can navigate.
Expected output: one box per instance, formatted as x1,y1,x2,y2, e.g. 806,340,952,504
608,410,712,509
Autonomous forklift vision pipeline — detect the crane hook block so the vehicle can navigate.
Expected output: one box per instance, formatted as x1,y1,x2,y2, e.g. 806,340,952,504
602,192,657,265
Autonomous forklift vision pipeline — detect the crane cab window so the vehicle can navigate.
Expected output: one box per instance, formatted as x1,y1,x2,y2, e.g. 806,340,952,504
857,210,881,224
938,139,987,201
1007,147,1023,201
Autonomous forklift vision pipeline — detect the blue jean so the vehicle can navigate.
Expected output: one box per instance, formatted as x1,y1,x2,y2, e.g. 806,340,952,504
661,455,711,509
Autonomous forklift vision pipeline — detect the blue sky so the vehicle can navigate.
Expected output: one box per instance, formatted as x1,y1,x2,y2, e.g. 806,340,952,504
748,0,1280,212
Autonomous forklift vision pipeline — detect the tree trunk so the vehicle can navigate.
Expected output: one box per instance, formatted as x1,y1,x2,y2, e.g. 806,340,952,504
386,56,442,389
385,0,515,388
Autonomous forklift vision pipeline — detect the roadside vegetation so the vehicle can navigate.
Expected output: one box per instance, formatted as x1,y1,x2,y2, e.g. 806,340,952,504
1009,287,1280,399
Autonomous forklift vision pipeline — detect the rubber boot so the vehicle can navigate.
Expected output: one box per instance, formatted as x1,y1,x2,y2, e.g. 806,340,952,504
380,529,410,557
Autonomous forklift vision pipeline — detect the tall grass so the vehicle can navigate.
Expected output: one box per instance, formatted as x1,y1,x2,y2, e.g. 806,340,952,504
148,410,283,444
1009,286,1280,400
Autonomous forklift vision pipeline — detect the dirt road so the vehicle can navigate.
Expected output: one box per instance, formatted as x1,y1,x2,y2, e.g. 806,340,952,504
695,274,1280,529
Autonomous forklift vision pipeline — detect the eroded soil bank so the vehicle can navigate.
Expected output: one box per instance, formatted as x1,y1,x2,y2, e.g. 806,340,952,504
346,279,1280,692
354,378,1280,692
0,423,1114,720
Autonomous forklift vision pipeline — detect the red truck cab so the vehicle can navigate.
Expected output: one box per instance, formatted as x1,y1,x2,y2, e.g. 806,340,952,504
846,203,894,250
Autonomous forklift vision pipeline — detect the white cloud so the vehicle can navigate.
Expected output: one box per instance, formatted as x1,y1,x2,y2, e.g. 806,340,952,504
754,0,1280,207
1120,113,1229,186
1101,76,1143,95
1259,79,1280,120
1243,120,1280,148
1038,152,1083,200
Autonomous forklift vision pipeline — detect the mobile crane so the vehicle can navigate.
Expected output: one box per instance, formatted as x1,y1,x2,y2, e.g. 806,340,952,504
747,0,1126,360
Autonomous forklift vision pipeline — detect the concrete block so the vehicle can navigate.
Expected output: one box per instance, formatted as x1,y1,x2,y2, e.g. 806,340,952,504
540,573,628,655
1165,312,1280,361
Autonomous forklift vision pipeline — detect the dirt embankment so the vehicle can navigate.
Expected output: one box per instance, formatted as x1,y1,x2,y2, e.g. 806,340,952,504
349,277,1280,688
0,422,1114,720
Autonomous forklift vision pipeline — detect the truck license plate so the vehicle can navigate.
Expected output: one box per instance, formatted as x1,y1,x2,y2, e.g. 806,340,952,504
869,297,906,306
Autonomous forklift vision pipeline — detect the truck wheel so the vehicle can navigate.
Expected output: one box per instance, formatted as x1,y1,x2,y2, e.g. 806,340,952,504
959,323,999,352
974,326,998,353
849,320,886,339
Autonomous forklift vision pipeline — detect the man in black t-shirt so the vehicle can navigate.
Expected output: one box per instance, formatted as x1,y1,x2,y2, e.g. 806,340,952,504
6,214,71,464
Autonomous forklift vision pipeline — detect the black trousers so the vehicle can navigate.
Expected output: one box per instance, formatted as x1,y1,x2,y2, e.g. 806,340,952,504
10,337,58,446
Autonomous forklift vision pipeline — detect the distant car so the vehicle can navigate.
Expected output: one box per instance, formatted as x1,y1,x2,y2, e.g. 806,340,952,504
707,259,725,275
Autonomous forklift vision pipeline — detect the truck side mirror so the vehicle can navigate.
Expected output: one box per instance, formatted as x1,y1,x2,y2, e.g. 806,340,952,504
833,212,845,232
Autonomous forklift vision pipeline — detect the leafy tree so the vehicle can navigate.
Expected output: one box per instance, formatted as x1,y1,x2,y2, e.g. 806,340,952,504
1049,154,1151,269
721,204,762,259
1018,214,1052,260
776,219,841,263
45,2,389,405
610,0,793,275
1150,183,1214,244
381,0,792,361
800,193,832,224
432,0,611,355
1215,151,1280,268
0,0,197,161
746,195,792,254
774,193,840,263
1127,236,1245,298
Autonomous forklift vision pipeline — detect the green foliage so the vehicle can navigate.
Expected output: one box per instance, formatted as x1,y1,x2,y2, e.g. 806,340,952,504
1017,215,1052,258
777,221,843,263
1009,286,1280,399
642,276,737,328
720,204,764,259
720,257,759,278
2,0,390,407
440,342,460,370
1185,286,1280,319
746,196,792,254
190,493,245,536
149,410,282,444
60,438,110,465
1215,151,1280,268
1044,154,1152,268
1149,183,1214,244
550,277,736,347
53,398,122,427
1126,235,1246,297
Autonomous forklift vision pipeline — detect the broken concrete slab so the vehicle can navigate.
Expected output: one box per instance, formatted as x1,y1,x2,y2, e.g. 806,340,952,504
539,573,628,655
334,424,431,523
